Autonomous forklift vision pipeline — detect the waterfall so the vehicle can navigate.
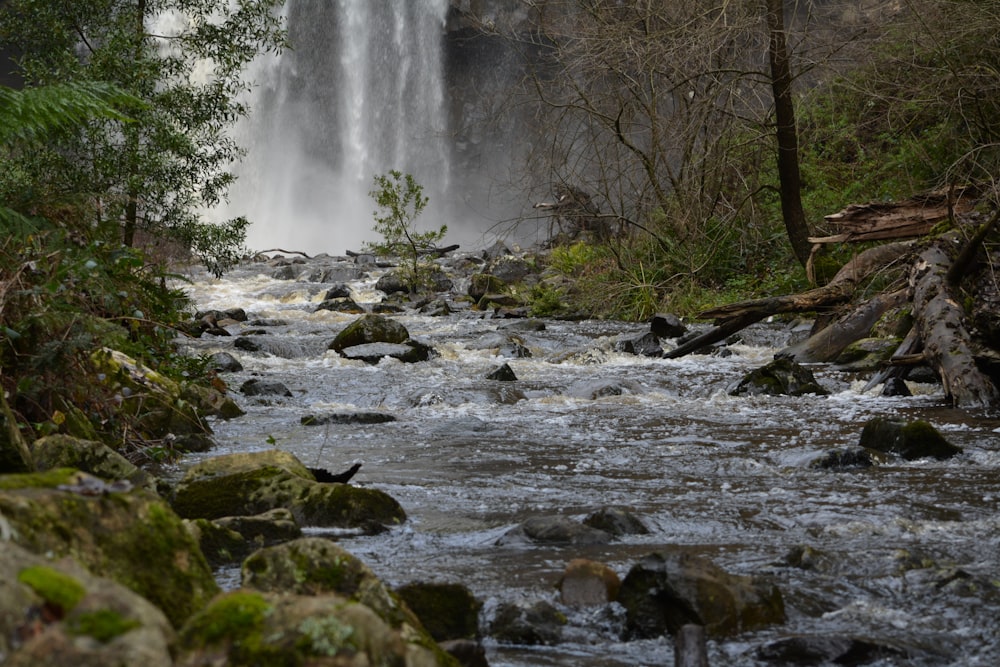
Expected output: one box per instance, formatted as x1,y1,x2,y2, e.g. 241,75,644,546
224,1,453,255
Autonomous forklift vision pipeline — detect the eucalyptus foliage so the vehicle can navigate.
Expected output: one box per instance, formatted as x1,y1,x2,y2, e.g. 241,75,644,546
0,0,288,275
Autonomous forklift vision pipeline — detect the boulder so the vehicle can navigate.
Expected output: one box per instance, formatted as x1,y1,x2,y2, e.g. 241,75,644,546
186,519,248,566
757,635,911,665
496,515,612,546
808,447,885,470
650,313,687,338
0,542,175,667
315,297,365,313
207,351,243,373
329,313,410,352
376,271,410,294
468,273,507,303
859,418,962,460
617,332,663,357
558,558,621,608
169,450,406,528
617,551,785,639
0,469,219,628
729,358,829,397
489,600,565,646
583,507,649,536
301,411,397,425
487,256,533,284
90,348,215,451
340,340,437,364
31,435,155,489
177,589,458,667
323,282,353,299
180,382,245,420
486,363,518,381
396,582,482,641
214,508,302,547
833,337,902,372
238,378,292,397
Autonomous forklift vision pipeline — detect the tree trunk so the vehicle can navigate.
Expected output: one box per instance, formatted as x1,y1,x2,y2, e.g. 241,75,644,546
766,0,811,267
911,237,998,407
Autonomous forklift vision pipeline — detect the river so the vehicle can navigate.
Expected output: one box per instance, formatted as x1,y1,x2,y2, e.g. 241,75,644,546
176,253,1000,667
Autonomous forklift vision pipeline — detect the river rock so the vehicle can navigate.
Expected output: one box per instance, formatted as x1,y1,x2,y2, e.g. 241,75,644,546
859,417,961,460
375,271,409,294
181,381,246,420
616,332,663,357
617,551,785,639
340,340,437,364
489,600,566,645
881,376,912,396
487,255,532,283
310,265,364,283
31,434,155,489
395,581,482,641
486,363,518,381
833,337,902,372
558,558,621,608
729,358,829,397
208,351,243,372
169,450,407,528
238,377,292,397
808,447,885,470
90,348,215,451
0,542,175,667
302,411,397,425
468,273,507,302
186,519,248,565
0,469,219,628
650,312,687,338
315,296,365,313
496,515,612,546
177,588,456,667
583,507,649,536
756,635,910,665
329,313,410,352
214,507,302,547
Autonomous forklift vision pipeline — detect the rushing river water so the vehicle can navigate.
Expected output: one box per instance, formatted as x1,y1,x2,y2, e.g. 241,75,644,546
176,254,1000,667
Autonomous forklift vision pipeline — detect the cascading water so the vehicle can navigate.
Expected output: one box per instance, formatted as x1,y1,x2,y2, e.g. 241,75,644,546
223,1,453,255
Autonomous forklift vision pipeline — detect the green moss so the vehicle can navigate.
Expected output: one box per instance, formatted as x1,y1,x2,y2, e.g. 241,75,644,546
18,565,87,611
295,614,357,656
67,609,141,642
0,468,80,490
182,591,272,647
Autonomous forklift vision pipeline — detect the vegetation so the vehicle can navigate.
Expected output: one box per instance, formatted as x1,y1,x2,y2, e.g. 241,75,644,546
0,1,287,463
365,170,448,292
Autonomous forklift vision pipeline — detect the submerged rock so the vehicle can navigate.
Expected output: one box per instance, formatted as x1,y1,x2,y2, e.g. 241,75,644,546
0,469,219,628
618,551,785,639
859,418,962,460
729,358,829,397
497,515,611,546
169,450,406,529
583,507,649,536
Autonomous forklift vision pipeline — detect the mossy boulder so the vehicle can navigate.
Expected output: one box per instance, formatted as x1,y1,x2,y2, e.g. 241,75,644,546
329,314,410,353
729,358,829,397
833,337,902,372
170,450,406,528
468,273,508,303
859,418,962,460
0,542,175,667
0,470,219,628
618,551,785,639
31,434,155,489
90,348,215,451
177,589,460,667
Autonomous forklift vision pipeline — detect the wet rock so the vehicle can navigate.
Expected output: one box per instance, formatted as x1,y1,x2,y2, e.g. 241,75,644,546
309,265,364,283
340,340,437,364
0,470,219,628
323,282,352,299
498,318,546,332
859,417,962,460
618,551,785,639
420,297,454,316
756,635,910,665
617,332,663,357
566,379,639,399
238,378,292,397
181,381,245,420
0,542,175,667
496,515,612,546
395,581,482,641
440,639,489,667
881,377,912,397
31,434,155,489
489,600,566,645
486,363,518,381
208,351,243,372
214,508,302,548
315,297,365,313
301,411,397,425
729,358,829,397
583,507,650,536
329,313,410,352
808,447,883,470
650,312,687,338
427,267,455,292
487,255,532,284
482,239,513,261
272,264,300,280
177,588,454,667
233,336,261,352
782,545,835,573
498,337,532,358
169,450,406,529
376,271,410,294
195,307,247,323
186,518,248,565
558,558,621,608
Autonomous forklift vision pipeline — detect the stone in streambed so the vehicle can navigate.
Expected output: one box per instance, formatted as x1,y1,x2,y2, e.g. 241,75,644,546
729,358,829,397
859,417,961,460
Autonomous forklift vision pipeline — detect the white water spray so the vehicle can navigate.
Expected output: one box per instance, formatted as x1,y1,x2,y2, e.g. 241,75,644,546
223,1,453,255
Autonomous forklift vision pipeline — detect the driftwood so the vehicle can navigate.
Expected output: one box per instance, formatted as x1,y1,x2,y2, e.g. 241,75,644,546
910,237,999,407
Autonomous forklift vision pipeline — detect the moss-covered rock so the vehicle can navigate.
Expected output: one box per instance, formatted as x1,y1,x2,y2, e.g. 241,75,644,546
468,273,507,303
618,551,785,639
0,469,219,628
396,582,482,642
729,358,829,397
833,337,903,372
0,540,175,666
859,418,962,460
329,314,410,353
489,600,566,646
178,589,460,667
170,450,406,528
31,434,155,489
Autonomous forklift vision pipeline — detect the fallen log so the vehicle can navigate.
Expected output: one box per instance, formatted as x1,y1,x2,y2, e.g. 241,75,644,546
910,237,999,407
